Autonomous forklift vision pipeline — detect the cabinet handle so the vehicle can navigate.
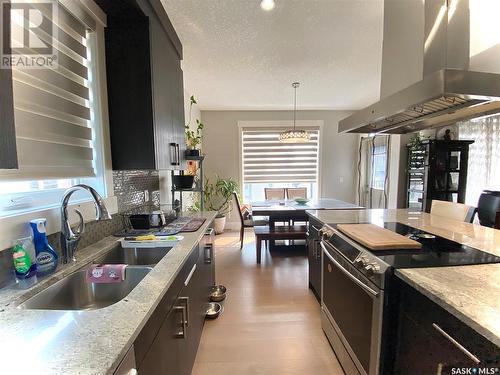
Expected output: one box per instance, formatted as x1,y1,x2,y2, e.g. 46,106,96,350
175,143,180,165
432,323,480,364
174,306,187,339
170,143,177,166
127,369,137,375
205,245,213,264
178,296,190,327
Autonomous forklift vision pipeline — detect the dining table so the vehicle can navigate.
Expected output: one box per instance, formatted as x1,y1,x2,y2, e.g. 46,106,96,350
250,198,362,228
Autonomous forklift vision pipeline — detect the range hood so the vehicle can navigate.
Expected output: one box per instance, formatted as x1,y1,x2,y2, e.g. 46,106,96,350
339,0,500,134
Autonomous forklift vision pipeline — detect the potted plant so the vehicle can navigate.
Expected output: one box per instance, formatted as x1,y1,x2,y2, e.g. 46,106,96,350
203,176,239,234
185,95,204,157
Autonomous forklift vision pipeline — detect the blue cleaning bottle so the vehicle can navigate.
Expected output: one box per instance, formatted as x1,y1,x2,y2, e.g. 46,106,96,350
30,218,58,276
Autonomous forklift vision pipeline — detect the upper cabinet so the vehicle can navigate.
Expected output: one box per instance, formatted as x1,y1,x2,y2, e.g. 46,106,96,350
96,0,185,170
0,66,18,169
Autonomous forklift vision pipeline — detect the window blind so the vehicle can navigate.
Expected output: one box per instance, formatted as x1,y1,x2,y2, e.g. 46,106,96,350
242,127,320,183
1,2,98,180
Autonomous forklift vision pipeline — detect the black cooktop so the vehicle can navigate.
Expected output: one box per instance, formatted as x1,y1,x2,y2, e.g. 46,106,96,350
333,222,500,269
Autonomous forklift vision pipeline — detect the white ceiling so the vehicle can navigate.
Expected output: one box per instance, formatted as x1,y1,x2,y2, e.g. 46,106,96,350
161,0,384,111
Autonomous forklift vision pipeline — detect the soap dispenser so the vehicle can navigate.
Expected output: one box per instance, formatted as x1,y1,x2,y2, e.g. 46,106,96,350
30,218,58,276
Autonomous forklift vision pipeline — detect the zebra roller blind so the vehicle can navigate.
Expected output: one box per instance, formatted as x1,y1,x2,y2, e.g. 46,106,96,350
1,1,98,179
241,127,321,183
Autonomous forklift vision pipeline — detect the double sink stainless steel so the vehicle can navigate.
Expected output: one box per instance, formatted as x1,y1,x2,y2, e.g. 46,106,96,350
19,244,172,311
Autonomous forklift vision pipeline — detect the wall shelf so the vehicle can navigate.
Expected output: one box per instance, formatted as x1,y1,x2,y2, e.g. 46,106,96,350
171,155,205,211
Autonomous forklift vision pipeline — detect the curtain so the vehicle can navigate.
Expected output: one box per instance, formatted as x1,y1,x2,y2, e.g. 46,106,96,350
458,115,500,206
0,2,97,180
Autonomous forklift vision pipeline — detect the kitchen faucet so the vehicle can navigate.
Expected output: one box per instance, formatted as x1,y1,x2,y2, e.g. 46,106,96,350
60,184,112,264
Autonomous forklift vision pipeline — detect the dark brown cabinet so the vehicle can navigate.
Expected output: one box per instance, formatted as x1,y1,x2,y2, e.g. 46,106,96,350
139,305,183,375
96,0,185,170
394,280,499,374
0,65,18,169
406,140,474,212
307,217,322,302
133,229,216,375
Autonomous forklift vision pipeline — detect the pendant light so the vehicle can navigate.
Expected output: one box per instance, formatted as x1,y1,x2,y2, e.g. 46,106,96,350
279,82,310,143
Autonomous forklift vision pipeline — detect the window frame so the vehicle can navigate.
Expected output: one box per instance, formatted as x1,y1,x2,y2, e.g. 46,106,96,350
0,0,115,249
370,144,387,191
0,5,109,217
238,120,324,201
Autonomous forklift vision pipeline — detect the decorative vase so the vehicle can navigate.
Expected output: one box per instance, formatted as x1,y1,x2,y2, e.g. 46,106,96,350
213,216,226,234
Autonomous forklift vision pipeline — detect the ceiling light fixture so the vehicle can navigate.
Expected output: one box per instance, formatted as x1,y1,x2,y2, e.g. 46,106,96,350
279,82,310,143
260,0,275,11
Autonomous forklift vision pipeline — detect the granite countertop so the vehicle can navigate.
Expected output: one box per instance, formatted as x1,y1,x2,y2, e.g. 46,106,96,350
0,212,216,375
307,208,500,347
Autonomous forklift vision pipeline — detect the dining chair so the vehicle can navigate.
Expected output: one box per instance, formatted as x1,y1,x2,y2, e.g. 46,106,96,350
430,200,476,223
264,188,286,200
286,188,307,199
234,193,268,249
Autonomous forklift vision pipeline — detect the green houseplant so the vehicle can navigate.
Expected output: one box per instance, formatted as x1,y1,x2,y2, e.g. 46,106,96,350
185,95,204,157
193,176,239,233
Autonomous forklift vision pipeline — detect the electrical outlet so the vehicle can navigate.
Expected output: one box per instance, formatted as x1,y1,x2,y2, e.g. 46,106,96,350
339,176,344,183
144,190,149,202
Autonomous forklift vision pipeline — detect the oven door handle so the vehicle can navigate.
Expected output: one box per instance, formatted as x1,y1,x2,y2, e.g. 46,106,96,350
321,242,379,298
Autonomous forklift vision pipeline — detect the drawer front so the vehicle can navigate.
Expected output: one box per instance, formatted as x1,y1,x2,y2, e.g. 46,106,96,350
399,281,499,368
134,246,199,367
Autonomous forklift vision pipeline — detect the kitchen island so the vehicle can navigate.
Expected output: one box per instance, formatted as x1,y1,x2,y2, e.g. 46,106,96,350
307,208,500,368
0,212,216,375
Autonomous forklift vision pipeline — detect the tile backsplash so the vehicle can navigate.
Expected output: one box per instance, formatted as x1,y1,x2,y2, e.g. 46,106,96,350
113,170,160,213
0,170,161,288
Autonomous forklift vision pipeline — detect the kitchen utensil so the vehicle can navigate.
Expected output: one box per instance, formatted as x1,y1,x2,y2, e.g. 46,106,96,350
129,211,166,230
121,235,184,248
210,285,227,302
337,224,422,250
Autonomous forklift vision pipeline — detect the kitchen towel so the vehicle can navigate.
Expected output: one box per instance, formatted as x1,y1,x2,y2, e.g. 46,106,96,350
86,264,127,283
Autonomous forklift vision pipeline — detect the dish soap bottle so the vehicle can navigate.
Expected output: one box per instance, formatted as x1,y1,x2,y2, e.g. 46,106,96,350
30,218,58,276
12,237,37,289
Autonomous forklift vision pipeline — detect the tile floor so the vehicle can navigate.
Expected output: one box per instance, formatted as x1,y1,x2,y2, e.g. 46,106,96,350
192,229,344,375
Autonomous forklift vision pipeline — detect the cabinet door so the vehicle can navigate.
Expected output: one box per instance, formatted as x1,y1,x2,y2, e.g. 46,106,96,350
177,247,205,375
173,64,186,168
138,301,184,375
103,12,157,170
307,222,321,301
0,66,18,169
147,4,178,169
394,280,497,374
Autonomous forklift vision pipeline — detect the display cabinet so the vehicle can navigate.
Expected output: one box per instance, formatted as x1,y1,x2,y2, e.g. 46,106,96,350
406,139,474,212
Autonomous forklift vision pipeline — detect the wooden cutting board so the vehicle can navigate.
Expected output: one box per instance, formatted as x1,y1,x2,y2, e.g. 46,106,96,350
337,224,422,250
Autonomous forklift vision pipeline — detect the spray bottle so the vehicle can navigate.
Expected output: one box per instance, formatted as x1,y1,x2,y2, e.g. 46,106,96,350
30,218,58,276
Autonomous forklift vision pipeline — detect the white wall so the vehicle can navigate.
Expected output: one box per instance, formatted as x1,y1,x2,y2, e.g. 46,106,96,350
201,110,358,228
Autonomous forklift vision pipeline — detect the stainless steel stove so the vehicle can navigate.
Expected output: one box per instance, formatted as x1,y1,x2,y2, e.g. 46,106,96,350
319,223,500,375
